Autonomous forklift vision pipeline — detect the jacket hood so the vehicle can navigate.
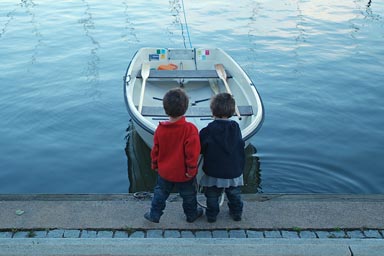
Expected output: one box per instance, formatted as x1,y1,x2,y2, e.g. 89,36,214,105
207,120,242,154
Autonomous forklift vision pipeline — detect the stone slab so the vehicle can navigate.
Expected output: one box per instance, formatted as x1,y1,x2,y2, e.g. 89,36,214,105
0,238,368,256
1,194,384,231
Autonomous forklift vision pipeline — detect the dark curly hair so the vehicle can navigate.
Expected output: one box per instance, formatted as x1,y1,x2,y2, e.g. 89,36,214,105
163,88,189,117
210,93,235,118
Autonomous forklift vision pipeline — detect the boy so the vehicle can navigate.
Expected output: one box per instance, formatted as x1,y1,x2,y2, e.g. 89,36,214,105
199,93,245,223
144,88,203,223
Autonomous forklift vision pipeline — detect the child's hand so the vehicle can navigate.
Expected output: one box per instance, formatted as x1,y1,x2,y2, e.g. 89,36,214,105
185,166,197,178
185,172,193,178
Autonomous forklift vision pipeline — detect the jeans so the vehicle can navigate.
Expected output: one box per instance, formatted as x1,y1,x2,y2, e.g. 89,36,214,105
149,175,198,221
204,186,243,220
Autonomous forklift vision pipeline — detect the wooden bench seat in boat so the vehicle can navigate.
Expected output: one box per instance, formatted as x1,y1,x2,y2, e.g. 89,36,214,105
140,105,253,117
136,70,232,79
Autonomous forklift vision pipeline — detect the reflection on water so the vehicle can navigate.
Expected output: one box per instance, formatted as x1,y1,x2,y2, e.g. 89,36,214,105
362,0,382,20
79,0,101,98
293,1,306,76
0,6,16,39
1,0,383,193
122,0,139,43
20,0,42,66
242,142,261,193
125,120,261,193
125,121,157,193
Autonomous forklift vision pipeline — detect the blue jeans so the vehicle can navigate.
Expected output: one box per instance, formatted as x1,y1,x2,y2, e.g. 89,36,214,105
149,175,198,221
204,186,243,220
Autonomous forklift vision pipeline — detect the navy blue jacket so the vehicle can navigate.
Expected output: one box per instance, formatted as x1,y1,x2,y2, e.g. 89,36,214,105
199,120,245,179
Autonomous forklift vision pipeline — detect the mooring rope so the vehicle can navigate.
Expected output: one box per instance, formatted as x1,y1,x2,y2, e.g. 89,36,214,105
181,0,192,48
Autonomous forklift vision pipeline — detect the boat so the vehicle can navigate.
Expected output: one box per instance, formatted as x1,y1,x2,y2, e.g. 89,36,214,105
124,47,264,148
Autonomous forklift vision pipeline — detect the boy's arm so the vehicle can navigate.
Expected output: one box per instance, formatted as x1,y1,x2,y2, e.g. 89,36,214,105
151,132,159,170
199,128,207,154
184,132,201,178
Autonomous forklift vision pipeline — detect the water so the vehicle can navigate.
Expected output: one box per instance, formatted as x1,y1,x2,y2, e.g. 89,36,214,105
0,0,383,194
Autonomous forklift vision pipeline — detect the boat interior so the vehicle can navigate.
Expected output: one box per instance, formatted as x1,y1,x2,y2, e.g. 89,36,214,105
126,48,262,137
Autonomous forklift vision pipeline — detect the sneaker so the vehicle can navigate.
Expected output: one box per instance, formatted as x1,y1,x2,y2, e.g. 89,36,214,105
229,211,242,221
144,212,159,223
186,208,204,223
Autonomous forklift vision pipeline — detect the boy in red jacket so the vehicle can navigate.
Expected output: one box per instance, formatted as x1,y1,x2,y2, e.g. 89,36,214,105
144,88,203,223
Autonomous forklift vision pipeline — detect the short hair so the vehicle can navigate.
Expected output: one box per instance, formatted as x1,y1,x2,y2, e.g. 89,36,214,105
210,93,235,118
163,88,189,117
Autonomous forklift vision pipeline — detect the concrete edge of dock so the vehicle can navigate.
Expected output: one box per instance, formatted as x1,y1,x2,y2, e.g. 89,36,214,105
1,193,383,255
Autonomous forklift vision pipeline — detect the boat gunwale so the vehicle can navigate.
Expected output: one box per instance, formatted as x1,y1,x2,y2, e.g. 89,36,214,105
124,47,264,144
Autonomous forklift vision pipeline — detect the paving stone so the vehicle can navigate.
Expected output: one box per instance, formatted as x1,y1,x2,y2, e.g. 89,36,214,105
364,230,382,238
12,232,29,238
195,231,212,238
34,231,48,238
0,232,13,238
81,230,97,238
281,231,300,239
146,230,163,238
47,230,64,238
328,231,347,239
316,231,331,239
229,230,246,238
114,231,129,238
7,228,381,240
246,230,264,238
129,231,145,238
264,230,281,238
300,231,317,239
164,230,180,238
212,230,228,238
180,231,195,238
347,230,365,239
97,231,113,238
63,230,80,238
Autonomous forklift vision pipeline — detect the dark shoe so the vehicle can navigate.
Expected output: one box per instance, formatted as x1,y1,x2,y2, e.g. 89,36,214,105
207,217,216,223
186,208,203,223
144,212,159,223
229,211,242,221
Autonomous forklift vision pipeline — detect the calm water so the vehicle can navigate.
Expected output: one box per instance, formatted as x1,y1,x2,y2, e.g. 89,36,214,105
0,0,383,193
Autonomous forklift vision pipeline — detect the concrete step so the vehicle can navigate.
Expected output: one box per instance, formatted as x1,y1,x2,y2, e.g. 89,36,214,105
1,238,383,256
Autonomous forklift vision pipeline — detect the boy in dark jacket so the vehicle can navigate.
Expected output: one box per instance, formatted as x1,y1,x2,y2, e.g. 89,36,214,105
144,88,203,223
199,93,245,223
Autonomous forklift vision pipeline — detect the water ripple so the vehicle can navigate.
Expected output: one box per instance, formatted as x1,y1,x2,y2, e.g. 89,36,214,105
258,153,373,193
20,0,43,66
121,0,139,43
1,0,383,193
79,0,101,99
0,6,17,38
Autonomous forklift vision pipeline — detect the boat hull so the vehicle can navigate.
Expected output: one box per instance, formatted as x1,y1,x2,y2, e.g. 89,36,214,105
124,48,264,148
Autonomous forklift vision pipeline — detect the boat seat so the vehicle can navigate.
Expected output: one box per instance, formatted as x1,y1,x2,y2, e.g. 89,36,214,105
140,105,253,117
136,70,232,79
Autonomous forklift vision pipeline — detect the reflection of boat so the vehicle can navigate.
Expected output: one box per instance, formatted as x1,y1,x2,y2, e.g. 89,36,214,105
124,48,264,148
125,121,157,193
125,120,261,193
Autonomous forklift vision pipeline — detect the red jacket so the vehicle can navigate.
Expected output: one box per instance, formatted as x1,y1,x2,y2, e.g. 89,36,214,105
151,116,200,182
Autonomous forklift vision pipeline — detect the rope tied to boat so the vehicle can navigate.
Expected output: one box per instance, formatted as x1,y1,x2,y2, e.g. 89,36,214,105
181,0,192,48
133,191,152,200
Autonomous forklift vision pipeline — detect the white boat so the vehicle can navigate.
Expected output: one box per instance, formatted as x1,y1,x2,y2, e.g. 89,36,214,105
124,48,264,148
